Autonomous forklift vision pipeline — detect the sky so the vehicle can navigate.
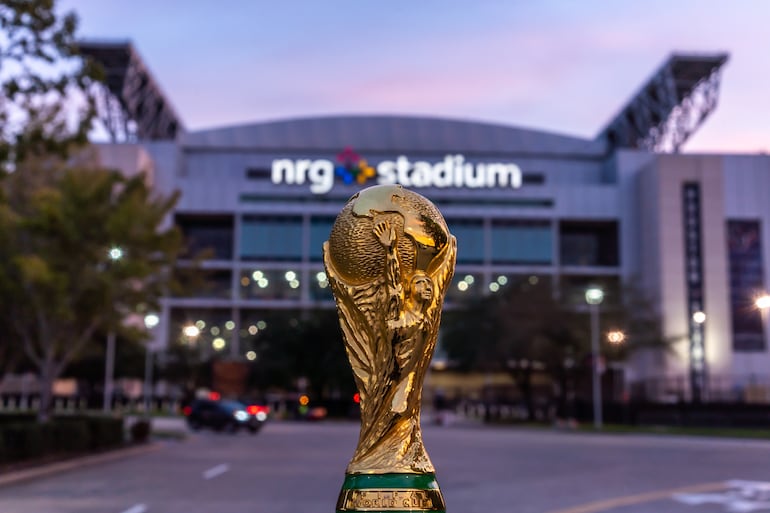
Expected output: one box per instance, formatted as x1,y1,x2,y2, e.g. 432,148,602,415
59,0,770,153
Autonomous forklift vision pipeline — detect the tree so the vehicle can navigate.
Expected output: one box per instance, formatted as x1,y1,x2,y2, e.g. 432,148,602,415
0,0,99,173
443,276,583,420
0,155,182,421
441,277,672,421
249,310,355,401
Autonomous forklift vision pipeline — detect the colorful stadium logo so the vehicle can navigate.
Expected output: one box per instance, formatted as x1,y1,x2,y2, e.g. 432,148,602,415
334,147,376,185
271,150,522,195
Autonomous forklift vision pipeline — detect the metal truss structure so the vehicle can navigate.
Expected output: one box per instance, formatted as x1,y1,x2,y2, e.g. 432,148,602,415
600,53,728,153
79,41,183,141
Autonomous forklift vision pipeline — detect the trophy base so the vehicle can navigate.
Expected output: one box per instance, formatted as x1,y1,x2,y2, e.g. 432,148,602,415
336,473,446,512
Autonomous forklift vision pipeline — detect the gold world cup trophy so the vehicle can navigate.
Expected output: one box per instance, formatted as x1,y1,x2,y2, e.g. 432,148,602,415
323,184,456,512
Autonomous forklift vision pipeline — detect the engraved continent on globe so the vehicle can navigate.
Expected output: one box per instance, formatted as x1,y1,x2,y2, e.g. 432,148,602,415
327,184,450,285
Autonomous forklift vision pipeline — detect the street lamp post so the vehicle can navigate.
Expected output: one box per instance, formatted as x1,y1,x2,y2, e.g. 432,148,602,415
143,313,160,418
103,246,123,413
585,286,604,429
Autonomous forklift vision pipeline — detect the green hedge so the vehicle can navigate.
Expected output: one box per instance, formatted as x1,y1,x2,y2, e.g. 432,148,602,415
0,415,125,464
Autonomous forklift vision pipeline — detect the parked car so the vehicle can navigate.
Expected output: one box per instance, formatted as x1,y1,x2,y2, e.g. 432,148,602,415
183,398,264,434
238,398,271,422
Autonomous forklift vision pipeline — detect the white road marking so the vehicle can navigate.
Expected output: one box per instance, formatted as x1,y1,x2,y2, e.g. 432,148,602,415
202,463,230,480
673,480,770,512
121,505,147,513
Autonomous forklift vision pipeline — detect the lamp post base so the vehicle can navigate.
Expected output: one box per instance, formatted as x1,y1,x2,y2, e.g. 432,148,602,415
336,473,446,512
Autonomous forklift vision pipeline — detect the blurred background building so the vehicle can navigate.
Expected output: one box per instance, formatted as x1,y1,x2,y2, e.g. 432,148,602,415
84,42,770,402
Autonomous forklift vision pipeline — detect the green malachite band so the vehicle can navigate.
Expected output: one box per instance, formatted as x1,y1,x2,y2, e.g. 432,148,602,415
336,473,446,512
341,473,440,490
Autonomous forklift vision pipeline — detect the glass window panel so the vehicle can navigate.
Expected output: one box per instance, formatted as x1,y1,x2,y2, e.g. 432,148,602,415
449,220,484,264
491,220,551,264
240,268,302,300
310,217,336,262
445,272,484,304
241,216,302,261
169,308,233,357
173,269,231,299
484,274,551,296
175,214,234,260
560,221,619,267
727,220,765,351
310,269,334,302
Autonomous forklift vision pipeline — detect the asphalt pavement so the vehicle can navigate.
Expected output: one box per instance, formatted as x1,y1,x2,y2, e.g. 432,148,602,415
0,419,769,513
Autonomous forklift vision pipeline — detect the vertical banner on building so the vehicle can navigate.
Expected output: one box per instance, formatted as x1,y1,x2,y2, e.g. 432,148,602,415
727,220,766,351
682,183,706,401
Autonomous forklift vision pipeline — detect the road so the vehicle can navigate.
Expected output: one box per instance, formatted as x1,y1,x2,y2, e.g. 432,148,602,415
1,420,769,513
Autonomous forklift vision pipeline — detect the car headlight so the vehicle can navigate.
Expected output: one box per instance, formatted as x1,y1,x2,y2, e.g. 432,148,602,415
256,411,267,422
234,410,249,421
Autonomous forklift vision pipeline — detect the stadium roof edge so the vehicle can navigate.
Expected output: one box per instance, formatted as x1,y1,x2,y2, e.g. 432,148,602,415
597,52,728,153
79,39,184,141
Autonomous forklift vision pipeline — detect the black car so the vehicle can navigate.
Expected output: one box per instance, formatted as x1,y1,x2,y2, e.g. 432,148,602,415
184,399,264,434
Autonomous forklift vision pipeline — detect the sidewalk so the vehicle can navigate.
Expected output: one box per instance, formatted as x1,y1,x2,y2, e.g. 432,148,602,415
0,443,160,488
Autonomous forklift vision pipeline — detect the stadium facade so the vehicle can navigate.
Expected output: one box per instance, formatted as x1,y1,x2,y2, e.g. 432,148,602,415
85,43,770,401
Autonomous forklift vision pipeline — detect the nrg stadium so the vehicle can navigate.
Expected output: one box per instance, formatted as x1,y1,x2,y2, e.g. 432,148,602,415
82,42,770,403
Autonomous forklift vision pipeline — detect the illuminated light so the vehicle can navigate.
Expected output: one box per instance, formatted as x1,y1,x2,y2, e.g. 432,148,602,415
464,275,475,284
607,331,625,344
209,392,221,401
285,270,297,281
529,275,539,285
756,295,770,310
183,325,200,338
693,311,706,324
256,411,267,421
248,325,258,335
299,395,310,406
252,270,264,281
246,351,257,361
457,281,469,292
225,321,235,330
182,406,192,416
319,282,328,289
247,404,269,416
210,326,220,336
497,276,508,285
212,337,226,350
289,279,300,289
234,410,248,421
257,320,267,330
316,271,327,282
108,246,123,260
195,320,206,329
692,346,704,359
489,282,500,292
585,287,604,305
353,393,361,404
144,313,160,329
240,276,250,286
258,278,269,288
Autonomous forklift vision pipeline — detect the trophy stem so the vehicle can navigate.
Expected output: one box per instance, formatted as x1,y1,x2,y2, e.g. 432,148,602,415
336,473,446,512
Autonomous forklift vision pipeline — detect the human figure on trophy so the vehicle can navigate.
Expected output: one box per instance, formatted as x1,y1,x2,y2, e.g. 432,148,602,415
373,219,435,414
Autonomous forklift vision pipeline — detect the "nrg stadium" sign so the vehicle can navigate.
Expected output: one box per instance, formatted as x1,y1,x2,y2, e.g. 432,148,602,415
270,150,523,195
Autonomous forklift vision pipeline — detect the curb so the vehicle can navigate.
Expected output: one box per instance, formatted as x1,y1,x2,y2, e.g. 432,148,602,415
0,443,161,488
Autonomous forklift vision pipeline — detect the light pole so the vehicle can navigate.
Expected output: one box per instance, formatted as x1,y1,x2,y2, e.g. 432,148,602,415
585,286,604,429
103,246,123,413
143,313,160,417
